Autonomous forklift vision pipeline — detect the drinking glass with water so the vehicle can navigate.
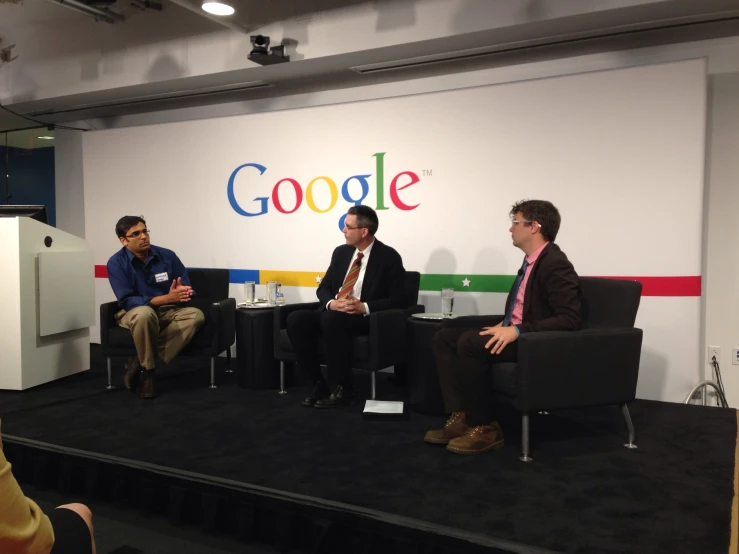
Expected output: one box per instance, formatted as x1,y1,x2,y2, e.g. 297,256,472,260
266,281,278,306
441,288,454,318
244,281,256,306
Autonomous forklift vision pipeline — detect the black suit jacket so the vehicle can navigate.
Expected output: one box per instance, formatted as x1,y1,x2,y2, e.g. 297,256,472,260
316,239,406,313
505,242,581,334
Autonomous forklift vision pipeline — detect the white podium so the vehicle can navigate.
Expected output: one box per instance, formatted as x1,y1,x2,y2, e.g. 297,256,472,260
0,217,95,390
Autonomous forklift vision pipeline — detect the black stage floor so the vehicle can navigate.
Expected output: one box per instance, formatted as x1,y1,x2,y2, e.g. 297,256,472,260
0,347,736,554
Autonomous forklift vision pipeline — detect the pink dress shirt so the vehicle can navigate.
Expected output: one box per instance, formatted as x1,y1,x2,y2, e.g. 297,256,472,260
509,242,549,326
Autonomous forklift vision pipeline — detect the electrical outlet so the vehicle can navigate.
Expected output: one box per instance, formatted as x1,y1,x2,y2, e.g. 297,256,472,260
708,346,721,364
733,348,739,366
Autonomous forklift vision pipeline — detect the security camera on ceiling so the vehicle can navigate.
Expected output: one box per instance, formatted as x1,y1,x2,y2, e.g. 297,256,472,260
248,35,290,66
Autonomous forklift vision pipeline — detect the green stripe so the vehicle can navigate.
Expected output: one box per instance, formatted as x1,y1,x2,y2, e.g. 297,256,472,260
419,274,515,293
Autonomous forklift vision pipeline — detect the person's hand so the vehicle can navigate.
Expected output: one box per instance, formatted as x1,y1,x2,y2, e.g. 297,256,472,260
172,277,193,294
341,295,366,315
168,278,192,303
328,298,346,311
329,296,365,314
479,325,518,355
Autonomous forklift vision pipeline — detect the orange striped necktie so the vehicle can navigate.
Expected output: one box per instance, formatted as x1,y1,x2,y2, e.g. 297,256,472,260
338,252,364,299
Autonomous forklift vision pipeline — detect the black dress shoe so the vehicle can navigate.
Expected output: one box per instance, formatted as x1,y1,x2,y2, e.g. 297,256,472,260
301,381,330,407
314,385,356,409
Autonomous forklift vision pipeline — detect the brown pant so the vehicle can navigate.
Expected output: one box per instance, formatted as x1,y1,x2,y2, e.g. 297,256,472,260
116,305,205,370
433,326,518,426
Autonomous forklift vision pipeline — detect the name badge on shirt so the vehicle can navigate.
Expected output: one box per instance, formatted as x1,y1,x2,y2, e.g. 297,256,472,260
155,272,169,283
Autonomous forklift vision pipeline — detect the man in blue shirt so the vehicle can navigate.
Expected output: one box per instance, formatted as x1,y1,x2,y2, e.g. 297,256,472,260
107,216,204,399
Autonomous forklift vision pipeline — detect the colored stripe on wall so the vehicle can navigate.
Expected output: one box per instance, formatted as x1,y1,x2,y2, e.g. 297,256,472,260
260,270,325,287
93,265,700,297
593,276,701,297
424,274,702,297
229,269,260,284
420,274,516,293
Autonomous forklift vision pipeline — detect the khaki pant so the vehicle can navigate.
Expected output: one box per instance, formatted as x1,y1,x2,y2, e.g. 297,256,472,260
116,305,205,370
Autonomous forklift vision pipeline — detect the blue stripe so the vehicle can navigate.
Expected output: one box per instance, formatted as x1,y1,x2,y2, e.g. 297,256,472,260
229,269,261,284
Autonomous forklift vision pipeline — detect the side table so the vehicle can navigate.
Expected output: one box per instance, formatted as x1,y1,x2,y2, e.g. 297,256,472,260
407,313,450,416
235,307,280,389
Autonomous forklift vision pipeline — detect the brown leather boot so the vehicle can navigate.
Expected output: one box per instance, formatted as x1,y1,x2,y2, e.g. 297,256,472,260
138,369,157,399
123,357,143,392
446,422,504,455
424,411,469,444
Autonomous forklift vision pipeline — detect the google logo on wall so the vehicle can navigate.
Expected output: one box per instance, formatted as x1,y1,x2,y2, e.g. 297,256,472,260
227,152,421,229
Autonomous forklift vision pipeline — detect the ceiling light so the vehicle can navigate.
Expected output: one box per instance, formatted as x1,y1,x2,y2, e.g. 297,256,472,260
38,136,54,140
202,1,234,16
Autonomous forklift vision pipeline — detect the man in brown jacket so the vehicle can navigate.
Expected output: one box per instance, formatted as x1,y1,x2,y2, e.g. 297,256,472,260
425,199,581,455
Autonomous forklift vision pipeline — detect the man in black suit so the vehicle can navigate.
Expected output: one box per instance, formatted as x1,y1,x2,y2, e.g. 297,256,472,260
287,205,406,408
425,199,581,454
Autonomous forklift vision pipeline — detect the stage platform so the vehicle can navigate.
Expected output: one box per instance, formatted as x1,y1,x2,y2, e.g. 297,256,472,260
0,347,737,554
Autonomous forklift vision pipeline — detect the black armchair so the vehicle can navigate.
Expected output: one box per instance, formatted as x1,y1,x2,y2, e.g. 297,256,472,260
273,271,424,398
442,277,643,462
100,268,236,390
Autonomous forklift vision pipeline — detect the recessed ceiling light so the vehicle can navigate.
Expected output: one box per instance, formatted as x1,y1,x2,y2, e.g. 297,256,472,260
38,136,54,140
202,1,234,16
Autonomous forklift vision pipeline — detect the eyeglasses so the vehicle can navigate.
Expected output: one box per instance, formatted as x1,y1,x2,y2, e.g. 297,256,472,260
344,224,365,231
125,229,150,239
510,219,541,228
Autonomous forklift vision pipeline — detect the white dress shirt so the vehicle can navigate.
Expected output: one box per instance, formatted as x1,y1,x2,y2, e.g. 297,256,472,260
327,239,375,315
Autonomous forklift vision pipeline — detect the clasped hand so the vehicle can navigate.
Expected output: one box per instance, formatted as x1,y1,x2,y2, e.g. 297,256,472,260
168,277,193,303
329,295,366,314
479,322,518,355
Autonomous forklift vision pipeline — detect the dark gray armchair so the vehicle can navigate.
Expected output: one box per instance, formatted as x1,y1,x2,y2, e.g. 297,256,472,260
442,277,643,461
273,271,424,398
100,268,236,390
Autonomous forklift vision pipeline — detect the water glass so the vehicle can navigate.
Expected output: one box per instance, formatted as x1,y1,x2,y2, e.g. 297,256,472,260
266,281,278,306
441,287,454,318
244,281,256,305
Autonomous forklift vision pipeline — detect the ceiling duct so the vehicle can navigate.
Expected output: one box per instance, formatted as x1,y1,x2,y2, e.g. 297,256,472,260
351,12,739,75
45,0,125,23
25,80,272,117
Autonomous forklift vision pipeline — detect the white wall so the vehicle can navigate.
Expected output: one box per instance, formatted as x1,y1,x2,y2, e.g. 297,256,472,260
703,70,739,406
55,129,85,238
50,33,739,405
82,60,706,403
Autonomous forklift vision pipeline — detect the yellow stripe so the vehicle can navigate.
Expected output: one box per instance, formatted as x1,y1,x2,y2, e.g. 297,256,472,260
731,410,739,554
260,270,325,287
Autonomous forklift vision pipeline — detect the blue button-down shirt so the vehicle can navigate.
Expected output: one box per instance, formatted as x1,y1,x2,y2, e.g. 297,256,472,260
107,245,192,312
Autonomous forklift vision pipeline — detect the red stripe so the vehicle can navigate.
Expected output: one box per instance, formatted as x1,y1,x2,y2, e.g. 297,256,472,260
95,265,108,278
592,276,701,297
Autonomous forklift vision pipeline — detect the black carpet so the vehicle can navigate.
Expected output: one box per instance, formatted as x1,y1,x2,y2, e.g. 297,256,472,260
0,347,736,554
